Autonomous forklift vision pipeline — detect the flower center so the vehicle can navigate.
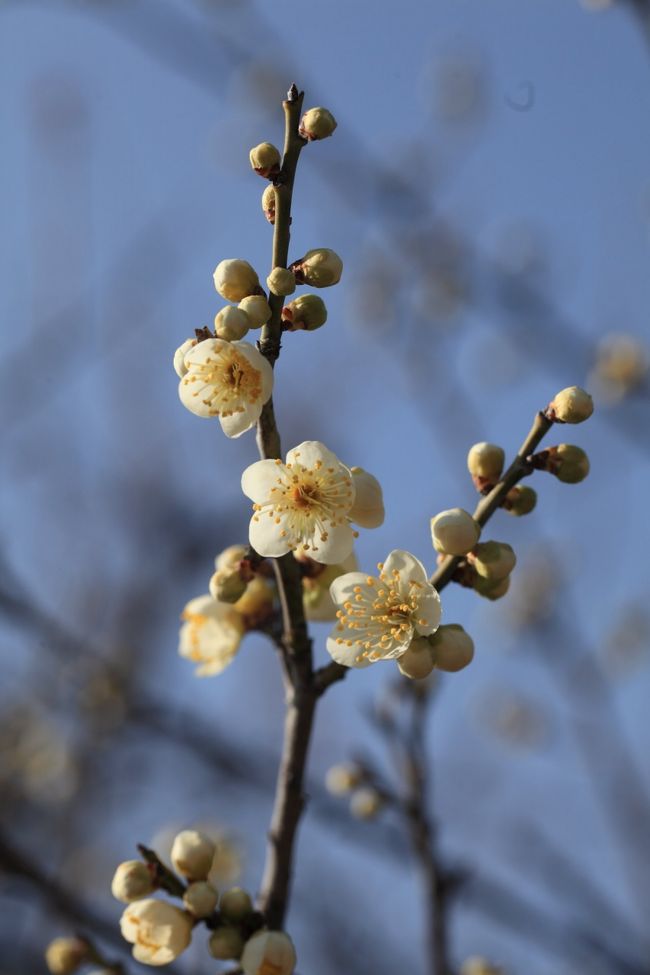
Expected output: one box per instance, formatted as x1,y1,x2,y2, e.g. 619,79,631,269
182,346,262,416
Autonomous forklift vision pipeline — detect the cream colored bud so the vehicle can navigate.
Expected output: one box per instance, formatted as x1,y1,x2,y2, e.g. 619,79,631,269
171,829,215,881
120,899,192,965
430,625,475,672
238,295,272,329
173,338,197,378
467,442,505,480
45,938,89,975
214,305,251,341
282,293,328,331
468,542,516,582
397,637,436,680
241,930,297,975
234,576,275,625
299,107,337,141
183,881,219,918
431,508,480,556
504,484,537,516
474,575,511,601
210,567,248,604
209,926,245,961
350,787,382,820
325,762,363,796
219,886,254,922
249,142,281,177
216,544,247,572
291,248,343,288
213,259,260,302
261,184,276,224
267,267,296,297
348,467,385,528
553,444,590,484
111,859,155,903
549,386,594,424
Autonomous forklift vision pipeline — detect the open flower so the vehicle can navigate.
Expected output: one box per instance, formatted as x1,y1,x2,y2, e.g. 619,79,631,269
179,595,245,677
179,339,273,438
241,441,358,564
326,550,441,668
120,899,192,966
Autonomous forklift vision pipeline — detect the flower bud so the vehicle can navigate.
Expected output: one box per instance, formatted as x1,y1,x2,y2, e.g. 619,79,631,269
325,762,363,796
347,467,384,528
261,184,276,224
430,508,480,556
121,899,192,965
397,637,436,679
214,259,260,302
468,541,516,582
209,927,245,961
552,444,590,484
234,576,275,626
350,787,382,820
299,107,337,141
173,338,197,379
238,295,272,329
267,267,296,297
171,829,215,881
220,887,254,922
241,930,296,975
290,248,343,288
214,305,251,341
216,544,247,572
111,859,155,903
467,442,505,481
282,294,328,331
548,385,594,424
183,881,219,918
430,624,475,672
473,575,511,601
249,142,281,178
210,567,249,604
45,938,89,975
503,484,537,516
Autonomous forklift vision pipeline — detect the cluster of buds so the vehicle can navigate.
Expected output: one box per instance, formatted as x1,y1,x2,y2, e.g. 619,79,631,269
398,624,475,678
325,762,384,819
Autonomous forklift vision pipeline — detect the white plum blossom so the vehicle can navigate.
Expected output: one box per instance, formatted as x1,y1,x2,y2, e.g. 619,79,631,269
326,550,441,668
241,441,362,564
173,338,197,378
241,930,296,975
120,899,193,966
178,595,245,677
179,339,273,438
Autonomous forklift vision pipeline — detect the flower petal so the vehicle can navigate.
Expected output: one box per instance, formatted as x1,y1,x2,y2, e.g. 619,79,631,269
383,550,429,588
241,459,285,503
326,628,374,669
248,510,292,558
303,521,354,565
286,440,343,471
234,341,274,404
329,571,374,607
414,589,442,636
219,402,260,438
178,374,217,418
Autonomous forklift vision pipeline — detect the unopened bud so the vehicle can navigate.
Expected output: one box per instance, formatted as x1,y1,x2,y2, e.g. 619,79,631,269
213,259,260,302
397,637,436,679
290,248,343,288
299,106,337,141
261,184,276,224
183,881,219,918
467,442,505,482
468,542,516,582
552,444,590,483
171,829,215,881
430,624,475,672
220,887,254,922
267,267,296,297
350,787,382,820
234,576,275,625
548,386,594,424
210,567,249,604
473,575,511,601
238,295,272,329
214,305,251,341
349,468,385,528
431,508,480,556
325,762,363,795
216,545,247,572
282,294,328,331
503,484,537,516
209,927,245,961
173,338,197,378
45,938,89,975
241,930,296,975
111,859,155,903
249,142,281,178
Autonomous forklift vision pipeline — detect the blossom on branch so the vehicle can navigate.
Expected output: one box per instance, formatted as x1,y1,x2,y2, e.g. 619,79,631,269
326,550,441,668
178,595,245,677
120,899,192,966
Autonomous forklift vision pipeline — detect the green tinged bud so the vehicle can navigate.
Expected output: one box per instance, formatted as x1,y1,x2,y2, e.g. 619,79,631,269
429,624,474,672
553,444,590,483
282,294,328,331
397,637,436,679
290,248,343,288
469,541,516,582
504,484,537,516
473,575,511,601
209,927,245,961
219,887,253,922
210,568,248,604
548,385,594,424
